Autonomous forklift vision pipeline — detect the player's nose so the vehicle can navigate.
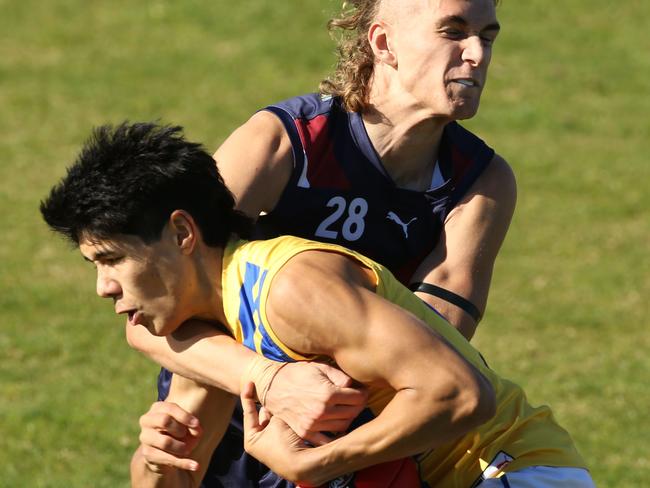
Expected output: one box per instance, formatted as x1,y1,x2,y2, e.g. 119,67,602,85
461,35,487,67
96,269,121,298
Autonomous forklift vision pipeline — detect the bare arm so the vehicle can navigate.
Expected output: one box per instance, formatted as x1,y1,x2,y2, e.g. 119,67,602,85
130,375,237,488
127,321,263,394
213,109,294,216
127,320,366,443
243,251,496,485
410,154,517,340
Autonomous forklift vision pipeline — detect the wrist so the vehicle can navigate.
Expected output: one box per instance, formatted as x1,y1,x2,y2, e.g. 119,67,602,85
242,355,284,404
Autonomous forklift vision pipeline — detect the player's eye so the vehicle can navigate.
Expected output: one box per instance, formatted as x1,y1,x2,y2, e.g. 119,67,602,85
480,35,496,46
442,28,465,39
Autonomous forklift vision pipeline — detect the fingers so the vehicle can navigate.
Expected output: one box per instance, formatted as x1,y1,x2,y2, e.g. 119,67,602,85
140,401,202,438
139,429,201,467
313,363,368,407
253,361,368,441
141,443,200,472
140,427,190,455
314,362,354,387
241,381,262,436
291,410,361,439
139,411,192,440
297,395,366,428
326,384,369,407
138,401,203,473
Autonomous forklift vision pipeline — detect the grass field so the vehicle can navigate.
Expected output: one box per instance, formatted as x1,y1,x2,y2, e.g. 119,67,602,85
1,0,648,486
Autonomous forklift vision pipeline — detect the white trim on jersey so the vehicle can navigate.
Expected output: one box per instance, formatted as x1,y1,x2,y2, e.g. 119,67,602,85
430,160,445,189
297,150,310,188
476,466,595,488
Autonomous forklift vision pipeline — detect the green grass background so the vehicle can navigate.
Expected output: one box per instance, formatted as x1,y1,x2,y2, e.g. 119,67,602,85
1,0,648,486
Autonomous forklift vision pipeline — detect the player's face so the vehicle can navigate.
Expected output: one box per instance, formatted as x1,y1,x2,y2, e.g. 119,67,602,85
389,0,499,119
79,233,193,336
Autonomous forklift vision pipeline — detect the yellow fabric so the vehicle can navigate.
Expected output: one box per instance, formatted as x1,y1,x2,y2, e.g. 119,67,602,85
221,236,587,486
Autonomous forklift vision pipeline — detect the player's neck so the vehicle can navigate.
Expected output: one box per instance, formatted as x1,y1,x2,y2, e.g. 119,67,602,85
188,244,228,325
362,101,447,191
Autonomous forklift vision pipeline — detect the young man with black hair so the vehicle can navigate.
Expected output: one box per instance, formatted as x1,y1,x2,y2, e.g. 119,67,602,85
41,122,594,487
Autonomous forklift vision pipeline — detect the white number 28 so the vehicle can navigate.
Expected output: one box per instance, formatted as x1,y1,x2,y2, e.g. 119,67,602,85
315,196,368,242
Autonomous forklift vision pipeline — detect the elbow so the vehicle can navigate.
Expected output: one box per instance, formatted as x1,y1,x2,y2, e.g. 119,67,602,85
293,466,331,488
427,365,496,441
266,453,323,487
265,465,306,486
455,369,496,432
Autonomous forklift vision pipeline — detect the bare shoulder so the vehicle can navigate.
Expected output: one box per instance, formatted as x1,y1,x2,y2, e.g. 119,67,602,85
475,153,517,203
446,152,516,223
214,110,294,216
236,109,288,143
265,250,375,355
216,109,288,151
270,251,373,306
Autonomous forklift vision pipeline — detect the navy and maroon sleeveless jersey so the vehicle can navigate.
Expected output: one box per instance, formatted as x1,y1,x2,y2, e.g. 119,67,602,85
255,93,494,284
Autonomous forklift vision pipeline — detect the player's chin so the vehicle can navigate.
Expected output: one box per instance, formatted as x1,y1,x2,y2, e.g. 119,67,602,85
148,319,176,336
451,101,481,120
444,90,480,117
455,112,479,122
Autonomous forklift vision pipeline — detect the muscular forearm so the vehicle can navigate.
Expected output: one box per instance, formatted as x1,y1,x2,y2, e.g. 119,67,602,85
409,155,517,341
130,446,195,488
295,383,493,485
127,321,277,398
415,291,479,340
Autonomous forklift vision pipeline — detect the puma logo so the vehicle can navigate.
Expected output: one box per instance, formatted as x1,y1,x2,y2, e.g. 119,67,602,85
386,211,417,238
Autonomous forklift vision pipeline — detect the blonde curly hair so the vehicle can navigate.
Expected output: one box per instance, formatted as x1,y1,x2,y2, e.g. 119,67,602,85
319,0,500,113
319,0,381,113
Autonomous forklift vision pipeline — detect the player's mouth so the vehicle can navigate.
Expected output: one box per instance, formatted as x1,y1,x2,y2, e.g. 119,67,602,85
127,310,144,326
116,307,143,326
453,78,479,87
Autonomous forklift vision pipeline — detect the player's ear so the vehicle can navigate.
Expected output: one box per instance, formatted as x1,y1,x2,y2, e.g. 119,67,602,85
368,20,397,68
168,210,198,254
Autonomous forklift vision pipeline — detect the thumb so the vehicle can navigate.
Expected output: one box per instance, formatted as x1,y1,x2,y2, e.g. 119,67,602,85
241,381,262,436
315,362,353,388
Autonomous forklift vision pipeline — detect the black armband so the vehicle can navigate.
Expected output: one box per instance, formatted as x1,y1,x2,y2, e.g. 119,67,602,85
409,282,482,322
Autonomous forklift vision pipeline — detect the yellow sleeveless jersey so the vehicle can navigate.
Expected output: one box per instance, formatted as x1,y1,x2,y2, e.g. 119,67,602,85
221,236,587,487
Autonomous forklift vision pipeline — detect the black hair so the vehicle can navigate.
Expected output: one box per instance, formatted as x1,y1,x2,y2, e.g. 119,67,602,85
40,122,252,247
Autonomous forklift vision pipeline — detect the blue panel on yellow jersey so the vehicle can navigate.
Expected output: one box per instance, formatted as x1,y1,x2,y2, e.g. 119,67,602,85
238,261,267,351
238,261,293,362
258,322,293,362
